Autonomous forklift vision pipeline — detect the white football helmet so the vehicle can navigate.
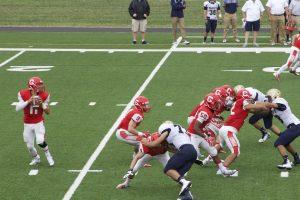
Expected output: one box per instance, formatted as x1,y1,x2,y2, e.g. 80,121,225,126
266,88,281,100
234,85,245,95
158,121,173,135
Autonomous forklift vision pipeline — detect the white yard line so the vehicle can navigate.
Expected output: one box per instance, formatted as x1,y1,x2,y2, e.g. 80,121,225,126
62,37,183,200
116,104,128,107
186,35,270,39
28,169,39,176
89,102,97,106
0,50,25,68
222,69,253,72
68,170,103,173
0,47,290,53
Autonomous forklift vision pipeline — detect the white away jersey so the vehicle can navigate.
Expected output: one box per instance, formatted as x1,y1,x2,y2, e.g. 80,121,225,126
272,98,300,127
204,1,221,20
158,123,191,149
245,87,267,102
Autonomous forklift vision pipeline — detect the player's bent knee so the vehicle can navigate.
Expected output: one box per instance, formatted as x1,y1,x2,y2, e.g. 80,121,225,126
248,115,258,124
274,139,281,147
38,141,47,148
209,147,218,157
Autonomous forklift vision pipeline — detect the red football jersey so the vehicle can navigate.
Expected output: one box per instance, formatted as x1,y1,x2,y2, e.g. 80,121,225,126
224,98,251,131
189,101,204,117
118,108,144,130
140,133,168,156
188,104,214,134
293,34,300,49
19,89,49,124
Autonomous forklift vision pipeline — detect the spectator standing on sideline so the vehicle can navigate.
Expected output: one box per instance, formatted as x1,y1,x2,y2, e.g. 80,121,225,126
289,0,300,32
266,0,288,46
129,0,150,44
242,0,265,47
223,0,240,43
171,0,190,45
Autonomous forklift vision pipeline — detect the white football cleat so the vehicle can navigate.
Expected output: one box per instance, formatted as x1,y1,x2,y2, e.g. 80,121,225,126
183,40,190,45
179,180,192,196
273,72,280,81
201,156,213,166
235,38,240,43
277,159,293,170
29,155,41,166
221,168,238,176
222,39,227,43
258,132,271,143
116,182,129,189
46,155,54,166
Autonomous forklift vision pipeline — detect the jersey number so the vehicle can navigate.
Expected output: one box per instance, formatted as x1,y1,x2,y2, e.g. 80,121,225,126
29,106,38,115
209,10,217,15
174,124,184,133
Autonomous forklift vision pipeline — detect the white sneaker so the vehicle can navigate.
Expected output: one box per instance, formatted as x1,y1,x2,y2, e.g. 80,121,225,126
235,38,240,43
271,42,276,46
223,39,227,43
179,180,192,195
183,40,190,45
277,159,293,170
273,72,280,81
283,42,288,46
29,155,41,166
46,155,54,166
258,132,270,143
253,43,259,47
243,43,248,47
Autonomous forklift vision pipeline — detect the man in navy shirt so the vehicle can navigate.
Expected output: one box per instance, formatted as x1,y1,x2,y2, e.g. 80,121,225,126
171,0,190,45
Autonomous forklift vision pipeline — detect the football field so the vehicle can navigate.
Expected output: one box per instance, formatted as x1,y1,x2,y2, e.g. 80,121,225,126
0,32,299,200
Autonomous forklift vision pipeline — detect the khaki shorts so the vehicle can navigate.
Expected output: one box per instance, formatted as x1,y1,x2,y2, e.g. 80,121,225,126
132,19,147,32
223,13,237,30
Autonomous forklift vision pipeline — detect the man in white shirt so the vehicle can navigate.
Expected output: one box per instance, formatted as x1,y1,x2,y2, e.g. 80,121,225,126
289,0,300,32
266,0,289,45
242,0,265,47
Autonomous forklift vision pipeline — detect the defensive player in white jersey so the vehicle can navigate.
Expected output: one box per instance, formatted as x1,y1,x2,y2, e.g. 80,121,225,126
266,89,300,169
234,85,281,143
142,121,196,200
203,0,221,44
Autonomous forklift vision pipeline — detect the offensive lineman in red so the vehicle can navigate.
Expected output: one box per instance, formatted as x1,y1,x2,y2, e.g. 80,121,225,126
274,33,300,80
116,96,151,156
219,89,272,170
16,77,54,166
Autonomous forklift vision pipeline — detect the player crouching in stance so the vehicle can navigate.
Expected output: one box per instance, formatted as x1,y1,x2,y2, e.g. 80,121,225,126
116,96,151,159
274,33,300,81
116,132,171,189
16,77,54,166
219,89,274,172
266,89,300,169
142,121,196,200
188,93,237,176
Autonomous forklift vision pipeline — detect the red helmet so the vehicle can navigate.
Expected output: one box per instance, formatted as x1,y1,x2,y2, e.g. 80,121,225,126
223,85,235,98
236,89,252,100
204,93,223,111
27,77,44,93
214,87,228,100
134,96,151,112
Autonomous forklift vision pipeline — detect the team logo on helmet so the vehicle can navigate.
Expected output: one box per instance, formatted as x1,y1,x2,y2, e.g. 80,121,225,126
134,96,151,112
204,93,223,111
236,89,252,100
27,76,44,93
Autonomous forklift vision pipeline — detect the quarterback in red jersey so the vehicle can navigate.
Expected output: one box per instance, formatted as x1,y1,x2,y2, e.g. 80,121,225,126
219,89,272,169
274,33,300,80
116,132,170,189
16,77,54,166
116,96,151,149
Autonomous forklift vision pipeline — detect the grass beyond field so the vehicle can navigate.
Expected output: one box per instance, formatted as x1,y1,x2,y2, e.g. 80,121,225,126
0,0,270,27
0,32,299,200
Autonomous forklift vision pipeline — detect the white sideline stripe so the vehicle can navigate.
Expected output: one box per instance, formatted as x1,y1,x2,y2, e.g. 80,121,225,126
222,69,253,72
116,104,127,107
186,35,270,39
0,47,290,53
0,50,25,68
28,169,39,176
165,102,173,107
89,102,96,106
189,42,269,45
50,102,58,106
11,102,18,106
68,170,103,173
62,37,183,200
